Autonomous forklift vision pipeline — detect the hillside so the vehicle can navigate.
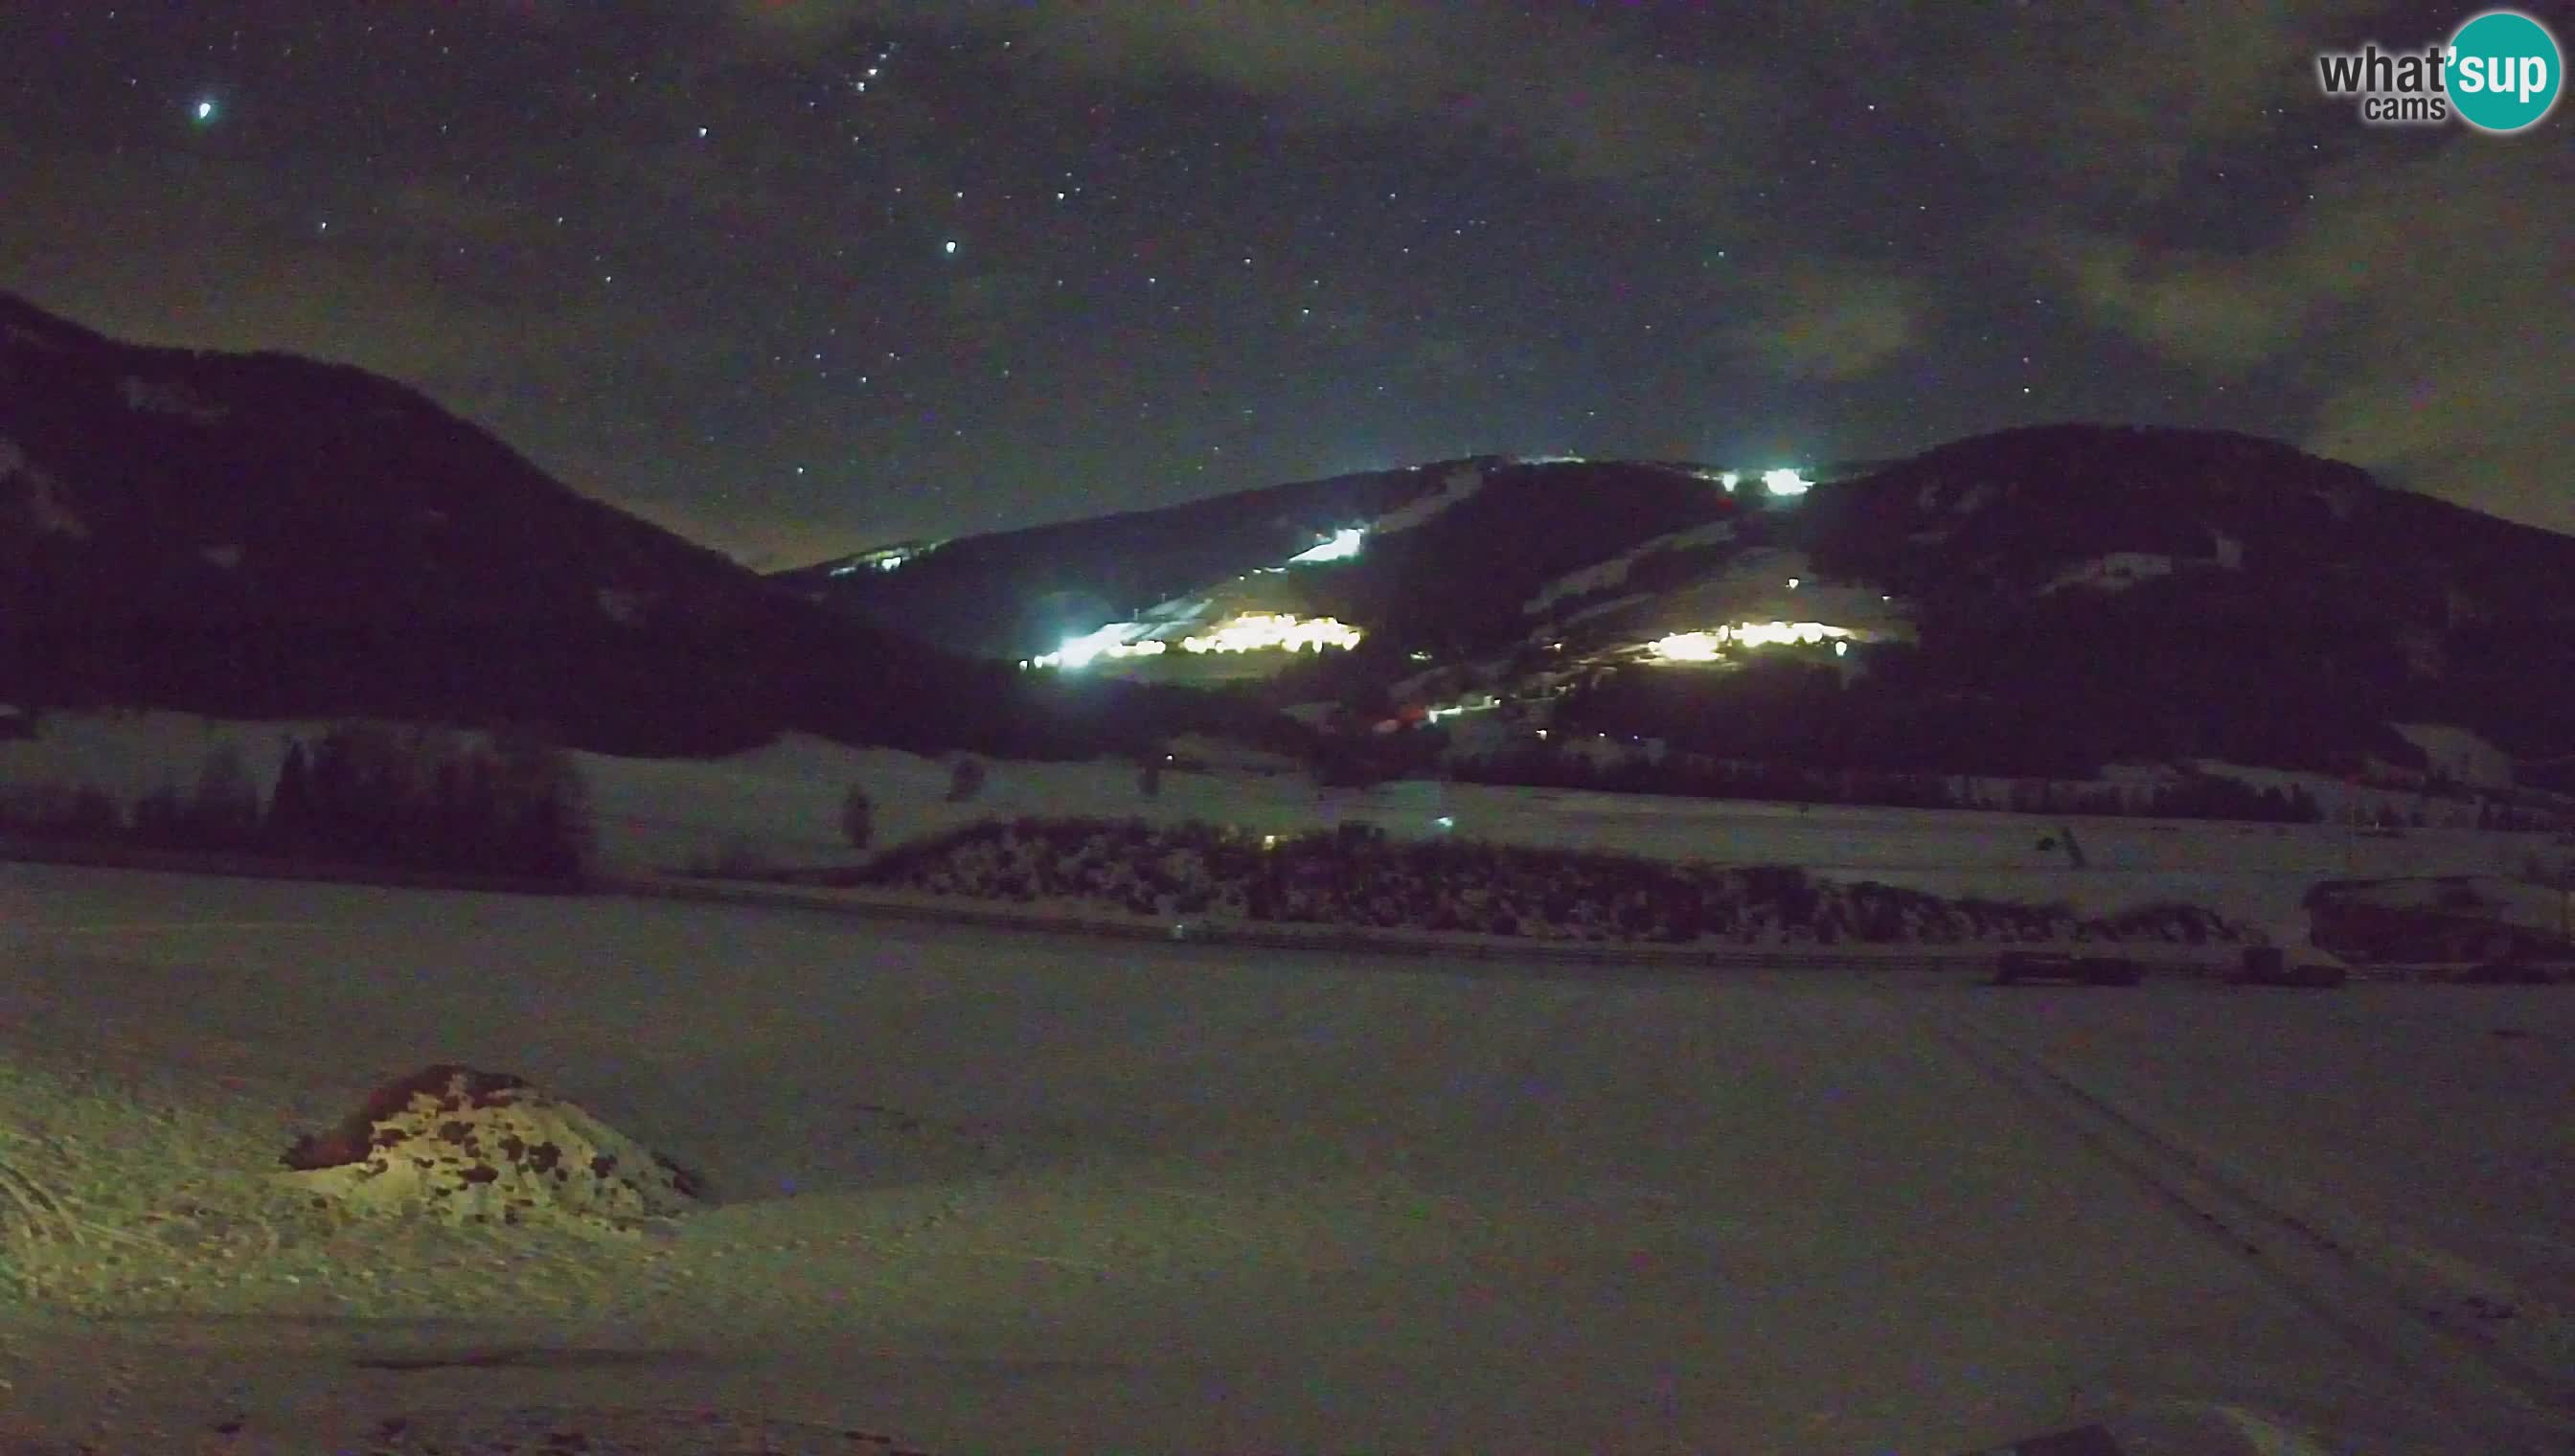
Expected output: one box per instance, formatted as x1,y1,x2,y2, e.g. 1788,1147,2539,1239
0,291,1057,757
787,426,2575,786
1755,426,2575,777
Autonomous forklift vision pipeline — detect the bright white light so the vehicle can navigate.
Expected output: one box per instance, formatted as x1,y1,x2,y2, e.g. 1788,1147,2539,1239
193,98,217,124
1834,641,1850,657
1032,622,1159,671
830,547,913,577
1787,577,1801,589
1030,613,1364,667
1024,607,1370,665
1180,612,1362,655
1434,815,1456,831
1718,470,1741,491
942,239,959,256
1647,631,1727,662
1645,621,1858,662
1288,528,1364,564
1762,467,1811,496
1732,620,1852,647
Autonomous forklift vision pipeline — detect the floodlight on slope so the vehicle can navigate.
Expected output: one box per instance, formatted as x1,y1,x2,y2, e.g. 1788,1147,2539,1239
1288,528,1365,564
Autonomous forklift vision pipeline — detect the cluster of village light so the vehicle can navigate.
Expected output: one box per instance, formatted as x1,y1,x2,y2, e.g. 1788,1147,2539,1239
1645,621,1856,662
1029,612,1364,670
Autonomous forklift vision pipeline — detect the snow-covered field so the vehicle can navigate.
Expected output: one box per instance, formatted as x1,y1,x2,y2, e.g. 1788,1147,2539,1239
1,863,2567,1454
8,712,2564,951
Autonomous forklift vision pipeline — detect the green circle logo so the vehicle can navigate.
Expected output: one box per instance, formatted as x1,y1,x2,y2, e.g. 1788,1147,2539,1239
2448,10,2562,132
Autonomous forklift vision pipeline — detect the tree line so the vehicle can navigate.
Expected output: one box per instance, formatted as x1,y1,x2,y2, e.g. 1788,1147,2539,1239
1448,746,2331,823
0,720,593,881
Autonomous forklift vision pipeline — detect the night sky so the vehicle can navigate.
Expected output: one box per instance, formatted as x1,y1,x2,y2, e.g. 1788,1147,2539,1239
3,1,2566,566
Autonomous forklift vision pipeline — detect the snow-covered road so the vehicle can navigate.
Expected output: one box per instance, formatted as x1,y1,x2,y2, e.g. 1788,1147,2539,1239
0,863,2564,1454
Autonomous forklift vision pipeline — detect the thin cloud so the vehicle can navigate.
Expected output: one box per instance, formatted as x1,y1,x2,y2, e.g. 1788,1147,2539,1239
2296,139,2574,535
1725,263,1929,382
2041,234,2330,374
719,0,1777,199
2047,136,2574,533
1866,0,2391,202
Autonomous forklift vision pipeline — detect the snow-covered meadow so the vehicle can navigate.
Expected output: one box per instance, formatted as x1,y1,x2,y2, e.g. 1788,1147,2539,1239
1,861,2565,1454
6,710,2564,950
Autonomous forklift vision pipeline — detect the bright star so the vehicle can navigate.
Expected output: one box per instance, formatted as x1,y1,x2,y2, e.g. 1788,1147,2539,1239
192,98,218,125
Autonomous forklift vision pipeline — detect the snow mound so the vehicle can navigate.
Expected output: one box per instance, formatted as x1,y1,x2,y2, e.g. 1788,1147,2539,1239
279,1064,703,1233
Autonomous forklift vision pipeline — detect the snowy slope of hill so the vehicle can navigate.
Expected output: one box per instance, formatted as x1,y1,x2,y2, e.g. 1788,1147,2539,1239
789,424,2575,786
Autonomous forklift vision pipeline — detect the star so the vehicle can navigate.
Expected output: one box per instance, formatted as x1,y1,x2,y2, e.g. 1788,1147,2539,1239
0,1,2553,554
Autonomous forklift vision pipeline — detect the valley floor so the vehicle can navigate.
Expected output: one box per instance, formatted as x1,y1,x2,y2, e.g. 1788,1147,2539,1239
11,712,2568,948
0,864,2567,1454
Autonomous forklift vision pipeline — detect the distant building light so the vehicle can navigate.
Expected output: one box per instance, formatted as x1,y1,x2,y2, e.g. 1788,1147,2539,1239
1719,470,1741,491
1763,467,1812,496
